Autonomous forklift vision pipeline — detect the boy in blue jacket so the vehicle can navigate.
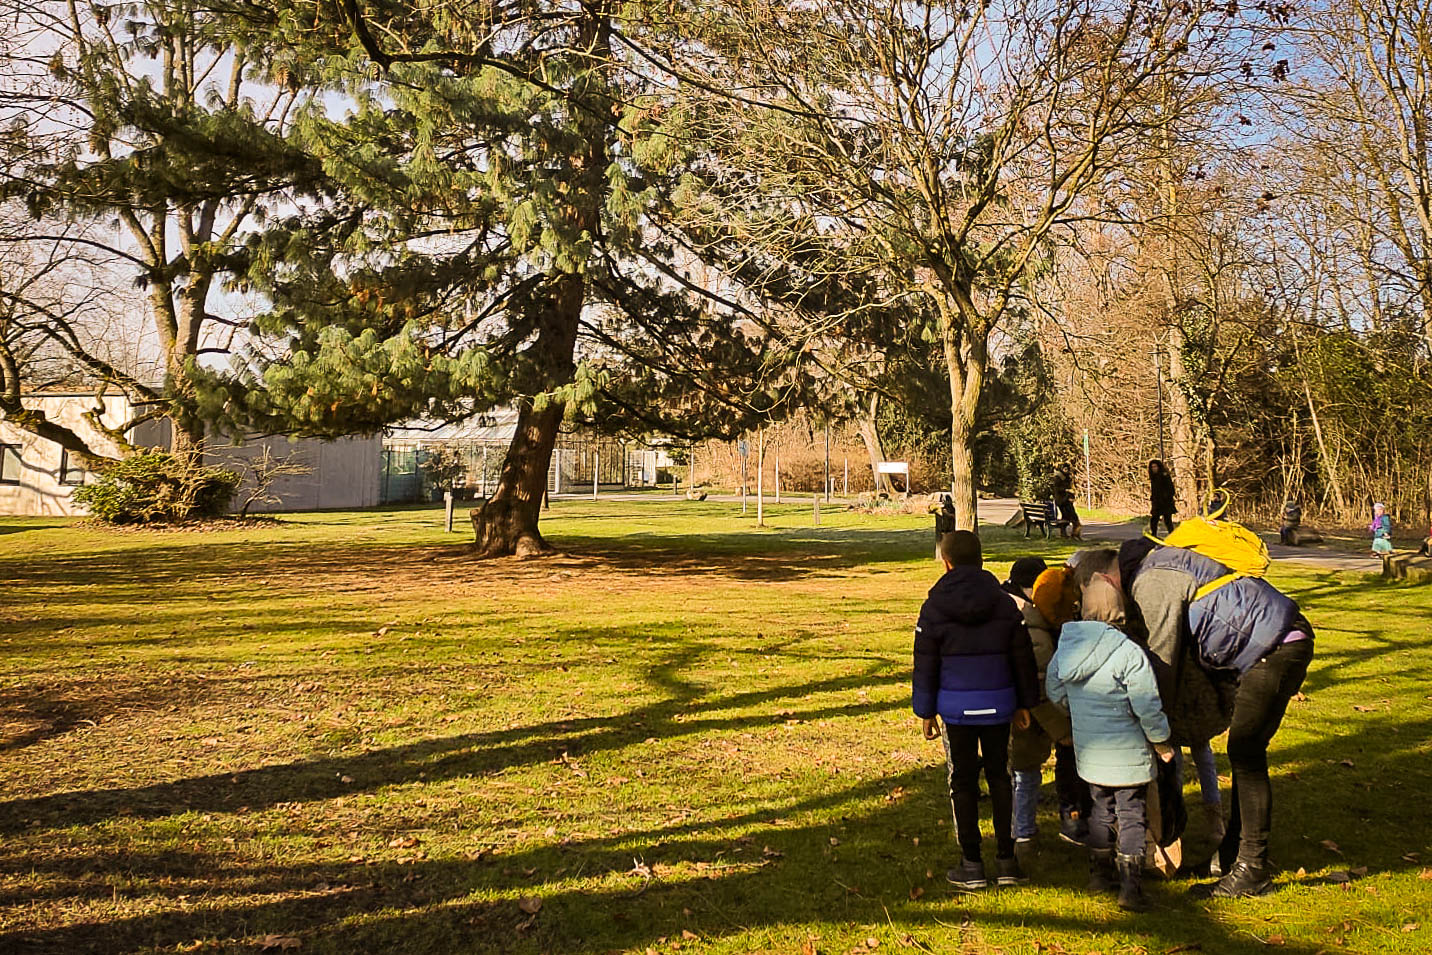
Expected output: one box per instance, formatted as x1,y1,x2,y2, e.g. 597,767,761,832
1047,574,1175,912
914,531,1040,890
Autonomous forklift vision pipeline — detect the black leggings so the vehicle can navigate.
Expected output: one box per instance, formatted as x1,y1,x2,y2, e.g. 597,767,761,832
941,720,1014,862
1219,638,1314,869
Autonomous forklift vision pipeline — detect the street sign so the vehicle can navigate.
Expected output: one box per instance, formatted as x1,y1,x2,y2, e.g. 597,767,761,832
738,439,749,458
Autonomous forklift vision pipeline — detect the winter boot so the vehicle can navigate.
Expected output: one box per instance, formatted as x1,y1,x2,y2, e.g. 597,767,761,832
1208,860,1273,898
1087,848,1117,893
1116,852,1149,912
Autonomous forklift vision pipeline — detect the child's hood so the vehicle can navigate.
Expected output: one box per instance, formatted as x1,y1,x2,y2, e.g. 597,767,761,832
925,566,1008,625
1054,620,1130,682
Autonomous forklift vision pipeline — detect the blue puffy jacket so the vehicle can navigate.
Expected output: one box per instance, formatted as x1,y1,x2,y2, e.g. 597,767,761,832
912,566,1039,725
1136,546,1300,674
1046,621,1171,787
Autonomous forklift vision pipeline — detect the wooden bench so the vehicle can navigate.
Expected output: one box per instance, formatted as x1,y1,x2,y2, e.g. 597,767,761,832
1020,500,1070,539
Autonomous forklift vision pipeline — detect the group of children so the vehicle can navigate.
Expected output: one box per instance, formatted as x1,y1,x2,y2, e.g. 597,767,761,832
912,530,1188,911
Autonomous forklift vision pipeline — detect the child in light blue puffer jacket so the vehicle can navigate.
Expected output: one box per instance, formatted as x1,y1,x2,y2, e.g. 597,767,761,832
1047,575,1174,912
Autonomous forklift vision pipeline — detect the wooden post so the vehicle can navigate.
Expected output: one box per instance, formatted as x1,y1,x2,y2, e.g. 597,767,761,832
444,490,454,532
775,455,781,504
757,430,765,527
843,457,848,496
481,445,488,496
593,451,599,501
813,493,820,526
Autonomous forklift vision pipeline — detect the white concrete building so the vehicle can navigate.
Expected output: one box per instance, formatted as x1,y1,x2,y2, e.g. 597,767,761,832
0,392,382,516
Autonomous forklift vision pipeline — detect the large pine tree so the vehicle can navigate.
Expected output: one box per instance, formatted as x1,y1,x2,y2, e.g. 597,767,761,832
201,0,785,555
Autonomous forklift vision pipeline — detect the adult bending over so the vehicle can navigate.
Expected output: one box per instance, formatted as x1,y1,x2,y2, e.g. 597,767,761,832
1115,539,1314,898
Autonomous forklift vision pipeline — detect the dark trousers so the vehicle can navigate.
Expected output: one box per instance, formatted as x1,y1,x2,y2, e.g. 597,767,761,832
1088,783,1148,857
1055,742,1092,818
941,720,1014,862
1219,638,1314,869
1057,499,1080,530
1150,509,1175,534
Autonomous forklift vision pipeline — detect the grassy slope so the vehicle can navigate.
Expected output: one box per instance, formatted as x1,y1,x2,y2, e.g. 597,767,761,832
1,503,1429,955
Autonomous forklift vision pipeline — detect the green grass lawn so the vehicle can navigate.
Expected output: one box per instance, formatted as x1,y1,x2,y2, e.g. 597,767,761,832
1,502,1429,954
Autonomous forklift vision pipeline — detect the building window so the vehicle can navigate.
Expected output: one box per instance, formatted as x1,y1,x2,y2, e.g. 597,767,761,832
0,444,19,484
59,449,88,486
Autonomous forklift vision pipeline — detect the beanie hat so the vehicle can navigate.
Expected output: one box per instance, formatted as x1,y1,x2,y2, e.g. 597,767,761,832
1008,556,1048,591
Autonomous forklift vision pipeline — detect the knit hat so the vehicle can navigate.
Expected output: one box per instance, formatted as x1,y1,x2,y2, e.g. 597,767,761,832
1032,566,1079,627
1007,556,1048,591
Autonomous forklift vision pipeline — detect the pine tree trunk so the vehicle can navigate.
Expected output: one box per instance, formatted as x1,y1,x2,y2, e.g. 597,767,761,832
471,271,584,556
472,398,566,557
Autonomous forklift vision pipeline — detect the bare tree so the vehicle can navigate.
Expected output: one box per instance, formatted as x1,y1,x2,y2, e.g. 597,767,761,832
655,0,1264,526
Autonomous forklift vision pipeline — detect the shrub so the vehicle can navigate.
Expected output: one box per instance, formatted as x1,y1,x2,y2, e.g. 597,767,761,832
72,450,241,523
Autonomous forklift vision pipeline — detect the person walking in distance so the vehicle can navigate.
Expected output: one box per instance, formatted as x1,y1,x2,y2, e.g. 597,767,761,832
1148,460,1177,536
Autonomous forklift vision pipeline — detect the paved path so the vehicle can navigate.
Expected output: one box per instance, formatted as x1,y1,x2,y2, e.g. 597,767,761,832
552,491,1380,573
976,498,1380,573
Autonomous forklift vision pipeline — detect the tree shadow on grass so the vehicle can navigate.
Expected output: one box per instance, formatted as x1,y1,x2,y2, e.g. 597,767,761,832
3,691,1428,952
0,648,905,837
0,766,1356,955
1,521,1073,599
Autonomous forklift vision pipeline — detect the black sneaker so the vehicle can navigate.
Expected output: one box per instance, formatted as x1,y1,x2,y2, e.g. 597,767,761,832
946,858,988,891
1207,861,1273,898
995,856,1030,886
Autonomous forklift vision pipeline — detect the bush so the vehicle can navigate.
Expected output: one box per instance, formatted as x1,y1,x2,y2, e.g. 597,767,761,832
72,450,241,523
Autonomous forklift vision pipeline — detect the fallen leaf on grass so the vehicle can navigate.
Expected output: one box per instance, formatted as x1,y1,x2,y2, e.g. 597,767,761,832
1165,945,1201,954
1352,705,1377,712
865,938,880,950
1421,868,1432,880
1350,865,1368,877
1320,839,1341,853
1404,923,1420,933
762,846,783,859
256,936,301,951
1339,759,1355,768
1293,692,1309,702
909,886,924,900
1326,870,1351,884
388,836,420,849
1265,935,1286,946
829,837,841,846
801,941,818,955
1401,852,1420,862
517,896,542,914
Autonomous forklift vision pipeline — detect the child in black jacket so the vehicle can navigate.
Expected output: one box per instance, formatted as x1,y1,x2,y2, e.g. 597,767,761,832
913,530,1040,890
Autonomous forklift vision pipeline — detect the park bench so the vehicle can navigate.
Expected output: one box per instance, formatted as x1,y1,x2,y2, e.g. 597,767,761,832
1020,500,1070,539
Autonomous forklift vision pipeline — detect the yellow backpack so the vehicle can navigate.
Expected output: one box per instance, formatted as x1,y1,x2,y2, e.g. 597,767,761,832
1150,489,1269,599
